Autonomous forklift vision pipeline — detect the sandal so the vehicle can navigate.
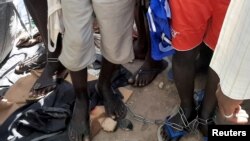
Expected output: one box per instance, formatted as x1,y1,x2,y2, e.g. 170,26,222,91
15,47,46,74
26,79,57,103
16,32,42,48
26,58,68,103
157,107,197,141
129,60,168,87
26,70,68,103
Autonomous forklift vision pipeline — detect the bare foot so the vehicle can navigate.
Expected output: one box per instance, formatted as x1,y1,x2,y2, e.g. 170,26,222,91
68,99,90,141
97,85,127,120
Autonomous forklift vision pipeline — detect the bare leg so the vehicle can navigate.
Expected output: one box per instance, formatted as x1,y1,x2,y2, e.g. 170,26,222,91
198,68,219,136
129,0,167,87
23,0,48,47
129,50,168,87
133,0,148,59
24,0,66,100
68,68,90,141
195,42,213,73
28,34,66,100
171,48,199,124
97,58,127,119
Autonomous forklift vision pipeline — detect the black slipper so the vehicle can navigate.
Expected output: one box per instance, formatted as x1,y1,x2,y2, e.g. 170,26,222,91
129,60,167,87
26,70,68,103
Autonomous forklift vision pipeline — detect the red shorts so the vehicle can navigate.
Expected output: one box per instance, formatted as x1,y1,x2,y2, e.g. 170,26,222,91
169,0,230,51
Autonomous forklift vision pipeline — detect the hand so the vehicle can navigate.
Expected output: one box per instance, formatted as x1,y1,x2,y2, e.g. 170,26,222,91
216,85,249,124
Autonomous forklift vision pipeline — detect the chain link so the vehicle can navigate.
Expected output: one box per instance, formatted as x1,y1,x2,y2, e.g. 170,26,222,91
197,117,214,126
126,105,164,125
126,105,215,133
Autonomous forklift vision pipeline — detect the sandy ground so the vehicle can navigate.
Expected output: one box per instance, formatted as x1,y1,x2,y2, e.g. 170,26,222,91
93,59,191,141
94,60,178,141
1,44,249,141
93,59,250,141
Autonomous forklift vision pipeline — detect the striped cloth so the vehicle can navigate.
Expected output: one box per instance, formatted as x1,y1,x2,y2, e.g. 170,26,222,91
146,0,175,60
210,0,250,100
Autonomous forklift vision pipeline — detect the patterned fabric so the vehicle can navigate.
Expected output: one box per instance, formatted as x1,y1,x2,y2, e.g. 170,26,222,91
210,0,250,100
146,0,175,60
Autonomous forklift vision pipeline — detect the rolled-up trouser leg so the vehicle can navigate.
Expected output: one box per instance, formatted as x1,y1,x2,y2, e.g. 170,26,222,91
59,0,96,71
92,0,135,64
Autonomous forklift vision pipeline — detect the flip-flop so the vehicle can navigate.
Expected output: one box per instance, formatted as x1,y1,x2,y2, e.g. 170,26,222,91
129,60,167,87
129,67,166,87
26,79,56,103
16,35,30,47
18,37,42,48
16,32,42,48
26,70,68,103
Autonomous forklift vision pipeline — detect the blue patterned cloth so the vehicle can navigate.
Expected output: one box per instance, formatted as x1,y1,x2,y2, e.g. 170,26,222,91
146,0,175,60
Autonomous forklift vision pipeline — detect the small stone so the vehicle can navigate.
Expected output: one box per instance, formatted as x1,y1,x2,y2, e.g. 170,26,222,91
101,117,117,132
158,82,164,89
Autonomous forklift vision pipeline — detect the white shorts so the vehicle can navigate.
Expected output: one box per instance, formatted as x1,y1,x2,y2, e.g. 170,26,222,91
59,0,135,71
210,0,250,100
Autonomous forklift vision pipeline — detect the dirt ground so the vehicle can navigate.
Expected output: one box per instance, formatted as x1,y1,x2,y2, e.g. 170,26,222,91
93,59,250,141
1,50,249,141
93,59,177,141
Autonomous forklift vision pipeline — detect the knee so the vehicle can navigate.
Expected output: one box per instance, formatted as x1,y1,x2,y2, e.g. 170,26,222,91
173,50,198,65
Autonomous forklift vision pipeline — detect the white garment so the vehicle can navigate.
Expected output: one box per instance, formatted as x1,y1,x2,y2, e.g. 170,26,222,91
210,0,250,100
59,0,135,71
47,0,64,52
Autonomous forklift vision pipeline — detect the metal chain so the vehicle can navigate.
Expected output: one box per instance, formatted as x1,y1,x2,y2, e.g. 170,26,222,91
126,105,164,125
125,104,216,134
197,117,215,126
127,106,186,131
